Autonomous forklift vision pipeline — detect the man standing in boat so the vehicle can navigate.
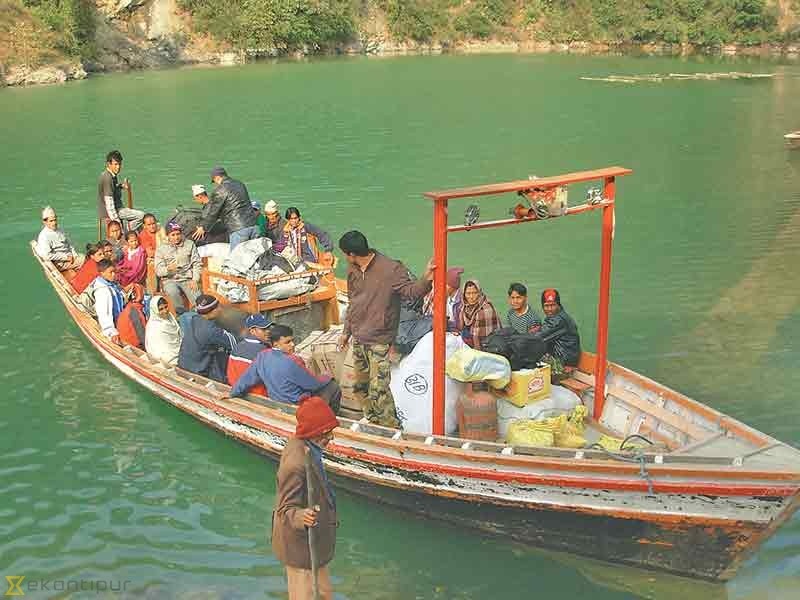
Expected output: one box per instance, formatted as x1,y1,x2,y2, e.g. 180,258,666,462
191,166,259,250
273,395,339,600
337,231,434,428
97,150,145,233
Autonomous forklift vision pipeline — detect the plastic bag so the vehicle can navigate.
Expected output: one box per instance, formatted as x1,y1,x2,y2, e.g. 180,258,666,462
507,420,555,447
445,347,511,389
597,434,649,452
391,331,467,435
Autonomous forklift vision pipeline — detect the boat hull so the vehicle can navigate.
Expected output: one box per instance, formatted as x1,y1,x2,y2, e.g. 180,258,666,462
33,245,800,581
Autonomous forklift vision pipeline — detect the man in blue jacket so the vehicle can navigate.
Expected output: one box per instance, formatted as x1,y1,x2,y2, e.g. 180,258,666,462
230,324,341,412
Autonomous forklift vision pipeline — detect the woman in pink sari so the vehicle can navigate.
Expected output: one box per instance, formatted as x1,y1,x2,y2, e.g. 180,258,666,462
117,231,148,287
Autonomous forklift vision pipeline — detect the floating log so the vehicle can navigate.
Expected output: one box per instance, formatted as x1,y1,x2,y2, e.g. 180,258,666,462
582,72,774,83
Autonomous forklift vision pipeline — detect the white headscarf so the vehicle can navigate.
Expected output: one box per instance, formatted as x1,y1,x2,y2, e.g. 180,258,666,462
145,295,182,366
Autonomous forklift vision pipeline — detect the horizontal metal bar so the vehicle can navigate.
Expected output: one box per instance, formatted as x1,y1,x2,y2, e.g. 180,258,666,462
447,200,613,233
425,166,632,201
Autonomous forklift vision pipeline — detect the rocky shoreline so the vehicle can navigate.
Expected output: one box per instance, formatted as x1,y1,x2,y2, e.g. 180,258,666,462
3,37,799,89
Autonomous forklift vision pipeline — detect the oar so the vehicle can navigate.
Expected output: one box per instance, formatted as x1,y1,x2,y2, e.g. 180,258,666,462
304,447,321,600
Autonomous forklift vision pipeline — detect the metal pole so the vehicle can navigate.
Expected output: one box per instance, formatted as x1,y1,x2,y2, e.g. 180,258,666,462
594,177,616,419
432,198,448,436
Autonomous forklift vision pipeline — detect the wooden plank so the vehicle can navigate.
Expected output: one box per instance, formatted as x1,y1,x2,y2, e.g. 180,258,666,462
424,167,633,201
608,385,708,441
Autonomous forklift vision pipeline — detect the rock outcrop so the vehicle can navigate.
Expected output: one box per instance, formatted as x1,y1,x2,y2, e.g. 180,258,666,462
4,63,88,86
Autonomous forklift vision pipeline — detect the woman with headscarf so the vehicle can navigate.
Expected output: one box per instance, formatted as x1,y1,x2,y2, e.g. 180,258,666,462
117,284,148,349
117,231,148,287
281,207,333,264
145,295,182,366
455,280,501,350
421,266,464,328
71,242,106,294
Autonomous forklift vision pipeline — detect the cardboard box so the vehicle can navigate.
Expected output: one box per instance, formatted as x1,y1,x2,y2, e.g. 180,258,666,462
493,364,551,408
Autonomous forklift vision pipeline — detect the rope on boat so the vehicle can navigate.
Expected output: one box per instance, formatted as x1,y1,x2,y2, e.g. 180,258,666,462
588,438,656,495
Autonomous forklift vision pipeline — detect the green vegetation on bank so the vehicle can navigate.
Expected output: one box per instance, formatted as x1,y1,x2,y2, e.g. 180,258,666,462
0,0,94,68
1,0,797,73
178,0,792,50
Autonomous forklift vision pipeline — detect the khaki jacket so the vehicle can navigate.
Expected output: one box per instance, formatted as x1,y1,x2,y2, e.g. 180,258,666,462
272,438,337,569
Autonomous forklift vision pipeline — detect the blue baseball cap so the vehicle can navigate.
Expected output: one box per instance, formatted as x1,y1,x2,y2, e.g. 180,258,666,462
251,199,261,210
245,314,273,329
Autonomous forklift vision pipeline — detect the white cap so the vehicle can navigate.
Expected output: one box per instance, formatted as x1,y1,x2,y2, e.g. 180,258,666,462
42,206,56,220
191,184,206,196
264,199,278,214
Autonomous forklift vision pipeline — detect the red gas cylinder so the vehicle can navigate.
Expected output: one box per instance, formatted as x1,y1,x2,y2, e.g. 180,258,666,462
457,383,498,441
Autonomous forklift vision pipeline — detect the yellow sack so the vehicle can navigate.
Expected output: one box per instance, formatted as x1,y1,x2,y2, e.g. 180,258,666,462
567,405,588,433
445,347,511,389
554,431,587,448
597,434,648,452
506,420,555,447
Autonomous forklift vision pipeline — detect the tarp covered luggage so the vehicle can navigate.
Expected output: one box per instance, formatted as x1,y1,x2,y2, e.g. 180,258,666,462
482,328,547,371
215,238,319,303
390,331,467,435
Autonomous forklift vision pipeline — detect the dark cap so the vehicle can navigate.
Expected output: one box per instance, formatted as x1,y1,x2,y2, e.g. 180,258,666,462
245,314,273,329
210,166,227,180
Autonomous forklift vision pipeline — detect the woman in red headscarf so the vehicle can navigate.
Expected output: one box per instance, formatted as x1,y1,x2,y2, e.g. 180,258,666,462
117,283,148,349
455,279,501,350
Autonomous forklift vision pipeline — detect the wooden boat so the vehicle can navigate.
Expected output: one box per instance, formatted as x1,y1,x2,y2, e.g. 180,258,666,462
785,130,800,148
32,167,800,582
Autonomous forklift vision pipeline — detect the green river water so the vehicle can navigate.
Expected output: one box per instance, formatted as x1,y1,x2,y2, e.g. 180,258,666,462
1,53,799,599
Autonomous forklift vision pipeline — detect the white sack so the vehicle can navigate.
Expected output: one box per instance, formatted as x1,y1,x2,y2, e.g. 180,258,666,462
391,331,467,435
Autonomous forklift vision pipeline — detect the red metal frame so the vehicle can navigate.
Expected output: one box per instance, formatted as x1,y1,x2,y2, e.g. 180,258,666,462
425,167,632,435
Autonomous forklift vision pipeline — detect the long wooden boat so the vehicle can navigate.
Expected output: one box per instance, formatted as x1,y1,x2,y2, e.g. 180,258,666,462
32,167,800,582
785,130,800,148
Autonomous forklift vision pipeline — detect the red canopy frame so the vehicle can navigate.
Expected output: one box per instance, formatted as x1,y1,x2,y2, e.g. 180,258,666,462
424,166,633,435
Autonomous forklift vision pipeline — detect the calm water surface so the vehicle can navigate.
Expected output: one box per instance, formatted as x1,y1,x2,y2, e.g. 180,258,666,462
0,53,798,599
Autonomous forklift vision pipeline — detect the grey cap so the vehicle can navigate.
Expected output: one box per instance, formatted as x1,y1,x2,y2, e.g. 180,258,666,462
210,166,227,180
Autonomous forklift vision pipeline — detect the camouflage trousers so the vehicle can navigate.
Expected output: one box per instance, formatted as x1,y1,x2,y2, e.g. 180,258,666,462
351,341,400,428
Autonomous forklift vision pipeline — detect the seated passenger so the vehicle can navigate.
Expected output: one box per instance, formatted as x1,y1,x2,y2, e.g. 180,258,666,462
230,325,341,412
506,282,542,334
36,206,84,274
91,259,126,345
117,284,147,349
71,242,106,294
100,239,115,262
106,220,125,263
117,231,147,287
455,280,501,351
138,213,166,258
260,200,285,251
177,294,236,383
226,313,273,396
281,207,333,264
535,288,581,372
145,296,182,366
422,266,464,324
155,222,202,310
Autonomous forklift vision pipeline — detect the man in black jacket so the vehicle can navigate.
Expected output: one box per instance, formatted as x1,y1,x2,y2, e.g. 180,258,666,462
535,288,581,369
191,166,259,249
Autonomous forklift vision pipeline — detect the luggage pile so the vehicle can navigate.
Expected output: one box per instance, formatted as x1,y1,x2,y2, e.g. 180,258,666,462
215,238,319,303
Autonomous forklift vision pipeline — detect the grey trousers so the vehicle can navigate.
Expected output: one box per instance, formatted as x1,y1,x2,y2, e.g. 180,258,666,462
162,279,200,310
117,207,146,232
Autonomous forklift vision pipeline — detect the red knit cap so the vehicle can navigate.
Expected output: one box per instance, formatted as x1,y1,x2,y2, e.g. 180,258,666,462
295,396,339,439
